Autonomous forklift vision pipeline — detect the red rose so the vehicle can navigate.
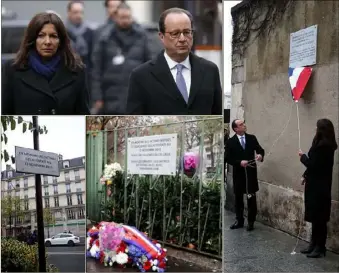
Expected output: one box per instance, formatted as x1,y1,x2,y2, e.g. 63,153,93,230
152,240,158,244
95,240,100,247
143,261,151,271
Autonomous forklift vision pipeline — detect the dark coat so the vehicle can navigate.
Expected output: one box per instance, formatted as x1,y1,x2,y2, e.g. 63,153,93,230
91,23,151,114
125,51,222,115
226,133,265,194
300,143,335,223
1,61,90,115
67,27,94,72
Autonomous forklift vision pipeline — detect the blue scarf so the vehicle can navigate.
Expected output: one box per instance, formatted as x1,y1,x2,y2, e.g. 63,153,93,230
28,50,61,80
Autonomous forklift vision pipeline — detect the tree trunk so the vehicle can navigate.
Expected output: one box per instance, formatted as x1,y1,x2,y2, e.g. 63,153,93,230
9,215,12,237
47,226,50,238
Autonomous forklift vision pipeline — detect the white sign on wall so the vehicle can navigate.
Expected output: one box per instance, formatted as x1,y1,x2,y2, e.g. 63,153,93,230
289,25,317,68
127,134,177,175
15,146,60,176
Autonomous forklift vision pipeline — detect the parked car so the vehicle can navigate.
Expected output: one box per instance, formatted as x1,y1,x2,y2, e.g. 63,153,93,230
44,233,80,247
1,20,162,64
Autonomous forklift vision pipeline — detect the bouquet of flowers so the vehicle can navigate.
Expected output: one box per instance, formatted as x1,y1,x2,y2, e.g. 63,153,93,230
100,162,123,186
87,222,167,272
183,152,199,178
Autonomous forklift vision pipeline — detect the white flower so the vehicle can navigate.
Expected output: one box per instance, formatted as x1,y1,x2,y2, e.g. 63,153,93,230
89,244,99,258
163,248,167,252
116,252,128,264
109,261,113,266
156,243,161,248
102,163,123,180
152,266,157,271
152,259,158,266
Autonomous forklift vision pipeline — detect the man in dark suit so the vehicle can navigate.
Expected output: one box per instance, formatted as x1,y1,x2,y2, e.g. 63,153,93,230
225,119,265,231
125,7,222,115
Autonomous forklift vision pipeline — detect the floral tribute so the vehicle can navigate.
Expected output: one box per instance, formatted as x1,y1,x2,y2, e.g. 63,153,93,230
100,163,123,186
183,152,199,178
87,222,167,272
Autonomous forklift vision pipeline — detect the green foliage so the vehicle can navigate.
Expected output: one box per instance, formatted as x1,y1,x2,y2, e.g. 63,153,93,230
1,116,48,163
99,172,222,255
1,237,59,272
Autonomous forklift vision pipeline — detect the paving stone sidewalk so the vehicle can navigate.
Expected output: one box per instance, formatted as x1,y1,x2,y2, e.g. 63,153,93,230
224,211,339,272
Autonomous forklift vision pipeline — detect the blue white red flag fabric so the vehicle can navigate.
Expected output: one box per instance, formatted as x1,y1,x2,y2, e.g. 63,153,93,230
288,67,312,102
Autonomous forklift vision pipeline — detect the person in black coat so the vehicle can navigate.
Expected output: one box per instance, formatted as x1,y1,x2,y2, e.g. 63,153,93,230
1,12,90,115
125,8,222,115
225,119,265,231
298,118,338,258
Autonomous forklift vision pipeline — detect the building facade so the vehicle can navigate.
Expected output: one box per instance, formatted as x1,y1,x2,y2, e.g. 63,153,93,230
1,156,86,237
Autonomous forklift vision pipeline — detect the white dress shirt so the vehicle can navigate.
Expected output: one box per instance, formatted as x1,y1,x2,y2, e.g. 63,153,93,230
164,51,191,97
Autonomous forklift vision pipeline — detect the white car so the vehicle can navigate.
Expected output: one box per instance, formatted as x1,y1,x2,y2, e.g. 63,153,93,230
45,233,80,247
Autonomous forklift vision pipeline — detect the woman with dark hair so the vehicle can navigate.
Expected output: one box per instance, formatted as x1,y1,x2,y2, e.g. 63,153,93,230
1,12,90,115
298,118,338,258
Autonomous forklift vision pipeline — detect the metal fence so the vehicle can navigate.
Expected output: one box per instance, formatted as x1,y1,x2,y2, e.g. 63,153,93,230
86,117,223,258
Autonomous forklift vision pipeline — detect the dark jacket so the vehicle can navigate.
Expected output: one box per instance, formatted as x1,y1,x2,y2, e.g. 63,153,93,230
125,51,222,115
226,133,265,194
300,143,335,223
1,61,90,115
91,23,151,114
67,27,94,72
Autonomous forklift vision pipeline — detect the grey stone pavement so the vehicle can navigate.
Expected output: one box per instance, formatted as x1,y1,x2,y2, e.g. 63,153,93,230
224,211,339,272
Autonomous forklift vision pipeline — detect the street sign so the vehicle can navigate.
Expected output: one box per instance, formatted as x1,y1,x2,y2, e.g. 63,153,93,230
127,134,177,175
15,146,60,177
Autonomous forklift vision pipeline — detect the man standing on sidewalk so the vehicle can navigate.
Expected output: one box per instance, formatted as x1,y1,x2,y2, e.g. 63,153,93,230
225,119,265,231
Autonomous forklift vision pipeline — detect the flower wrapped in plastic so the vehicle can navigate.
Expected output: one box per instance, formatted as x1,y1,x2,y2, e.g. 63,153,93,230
87,221,167,272
100,162,123,185
183,152,199,178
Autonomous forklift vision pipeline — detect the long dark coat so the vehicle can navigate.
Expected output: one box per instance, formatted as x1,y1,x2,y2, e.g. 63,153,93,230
300,143,335,223
1,61,90,115
225,133,265,194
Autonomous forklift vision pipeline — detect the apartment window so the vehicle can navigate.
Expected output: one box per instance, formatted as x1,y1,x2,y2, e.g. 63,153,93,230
24,178,28,188
74,169,80,180
77,194,83,205
82,158,85,165
66,183,71,193
54,197,59,207
65,171,70,181
24,200,29,210
15,179,20,188
44,187,49,196
78,209,85,219
67,195,72,206
63,161,70,169
44,198,50,208
67,209,75,220
43,176,48,185
52,177,57,184
76,188,82,193
8,171,13,178
15,190,20,197
7,182,11,190
53,185,58,194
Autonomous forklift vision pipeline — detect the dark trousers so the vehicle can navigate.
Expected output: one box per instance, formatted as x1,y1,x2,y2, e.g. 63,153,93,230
235,192,257,223
311,221,327,248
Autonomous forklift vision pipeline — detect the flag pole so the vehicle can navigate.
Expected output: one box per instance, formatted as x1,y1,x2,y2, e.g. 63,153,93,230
295,100,301,150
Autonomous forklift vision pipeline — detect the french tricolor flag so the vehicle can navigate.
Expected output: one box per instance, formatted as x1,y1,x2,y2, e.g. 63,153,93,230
288,67,312,102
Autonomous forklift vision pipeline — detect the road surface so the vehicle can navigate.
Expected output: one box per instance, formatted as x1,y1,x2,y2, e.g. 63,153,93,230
47,245,85,272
